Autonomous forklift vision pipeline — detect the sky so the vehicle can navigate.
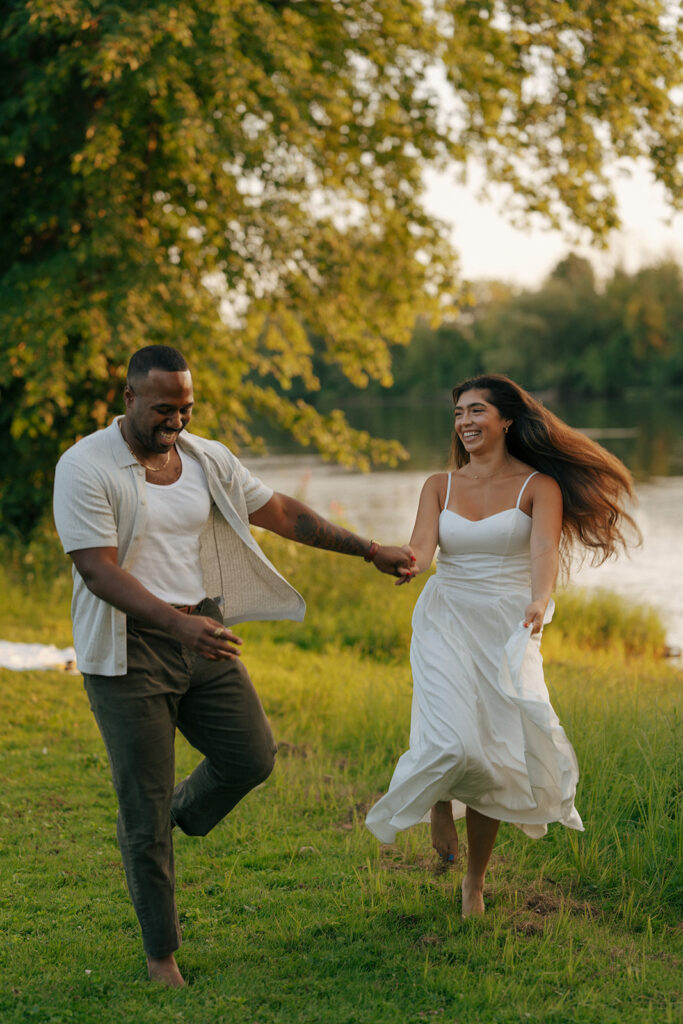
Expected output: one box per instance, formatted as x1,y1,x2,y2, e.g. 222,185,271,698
423,159,683,290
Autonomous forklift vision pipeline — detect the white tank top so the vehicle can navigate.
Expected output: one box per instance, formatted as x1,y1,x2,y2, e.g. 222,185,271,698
129,448,212,604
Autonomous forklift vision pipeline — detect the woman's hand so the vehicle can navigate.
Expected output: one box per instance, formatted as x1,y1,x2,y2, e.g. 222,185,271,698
523,600,547,635
395,545,418,586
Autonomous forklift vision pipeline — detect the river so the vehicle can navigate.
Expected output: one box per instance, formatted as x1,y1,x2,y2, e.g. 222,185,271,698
242,393,683,653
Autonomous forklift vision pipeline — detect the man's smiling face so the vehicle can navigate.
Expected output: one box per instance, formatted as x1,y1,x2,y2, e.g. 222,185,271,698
123,368,194,454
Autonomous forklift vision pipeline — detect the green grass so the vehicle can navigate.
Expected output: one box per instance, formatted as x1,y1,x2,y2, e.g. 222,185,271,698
0,533,681,1022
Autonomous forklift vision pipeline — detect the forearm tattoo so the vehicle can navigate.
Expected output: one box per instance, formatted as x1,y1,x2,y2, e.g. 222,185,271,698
293,512,368,556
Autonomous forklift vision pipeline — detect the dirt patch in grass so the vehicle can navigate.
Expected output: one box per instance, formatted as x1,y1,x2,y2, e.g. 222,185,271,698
502,883,601,936
276,740,313,759
415,933,444,947
337,797,384,830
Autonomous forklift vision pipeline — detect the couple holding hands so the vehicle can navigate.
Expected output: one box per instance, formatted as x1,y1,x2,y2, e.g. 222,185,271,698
54,346,636,987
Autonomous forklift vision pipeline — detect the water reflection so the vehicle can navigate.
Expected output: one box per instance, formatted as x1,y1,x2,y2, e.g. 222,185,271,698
250,391,683,479
551,394,683,479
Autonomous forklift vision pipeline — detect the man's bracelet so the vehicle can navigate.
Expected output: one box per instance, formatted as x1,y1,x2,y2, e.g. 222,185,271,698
364,540,379,562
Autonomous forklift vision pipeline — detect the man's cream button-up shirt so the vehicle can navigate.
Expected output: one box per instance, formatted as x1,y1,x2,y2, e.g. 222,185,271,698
53,418,305,676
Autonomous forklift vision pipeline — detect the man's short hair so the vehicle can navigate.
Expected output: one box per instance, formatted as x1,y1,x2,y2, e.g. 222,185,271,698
127,345,189,381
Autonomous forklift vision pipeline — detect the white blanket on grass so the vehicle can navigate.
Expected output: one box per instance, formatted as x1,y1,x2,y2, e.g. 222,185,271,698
0,641,77,671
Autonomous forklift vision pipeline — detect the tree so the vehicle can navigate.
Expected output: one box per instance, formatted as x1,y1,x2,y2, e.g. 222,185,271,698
474,254,602,392
596,260,683,390
2,0,682,536
463,255,683,395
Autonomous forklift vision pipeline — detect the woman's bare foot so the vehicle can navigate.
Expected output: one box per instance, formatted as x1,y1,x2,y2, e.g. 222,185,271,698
461,874,485,918
430,800,459,864
147,954,185,987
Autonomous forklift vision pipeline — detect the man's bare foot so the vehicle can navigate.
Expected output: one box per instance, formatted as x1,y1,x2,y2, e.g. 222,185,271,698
430,801,459,864
461,875,485,918
147,954,185,987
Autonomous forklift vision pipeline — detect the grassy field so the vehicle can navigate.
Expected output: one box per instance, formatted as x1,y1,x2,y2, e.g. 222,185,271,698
0,536,680,1023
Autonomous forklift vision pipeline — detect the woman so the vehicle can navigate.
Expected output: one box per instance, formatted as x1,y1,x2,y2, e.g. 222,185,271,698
365,374,638,917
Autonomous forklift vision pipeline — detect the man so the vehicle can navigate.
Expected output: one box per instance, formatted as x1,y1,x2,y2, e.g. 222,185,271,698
53,345,413,988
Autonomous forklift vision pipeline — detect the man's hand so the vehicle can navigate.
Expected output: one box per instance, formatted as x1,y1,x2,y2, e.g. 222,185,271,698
173,615,243,660
372,544,416,580
69,547,243,657
249,493,418,583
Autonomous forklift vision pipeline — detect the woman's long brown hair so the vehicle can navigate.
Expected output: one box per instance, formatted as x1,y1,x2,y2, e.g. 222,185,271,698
449,374,641,572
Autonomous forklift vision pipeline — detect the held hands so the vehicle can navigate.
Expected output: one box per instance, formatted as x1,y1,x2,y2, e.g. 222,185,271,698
370,543,417,582
394,544,418,586
173,613,243,660
523,600,547,636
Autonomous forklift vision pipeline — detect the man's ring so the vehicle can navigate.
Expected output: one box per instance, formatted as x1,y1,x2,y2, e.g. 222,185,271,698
213,627,225,638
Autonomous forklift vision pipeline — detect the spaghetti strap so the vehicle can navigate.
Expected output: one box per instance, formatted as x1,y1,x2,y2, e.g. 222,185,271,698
515,471,539,508
443,471,452,510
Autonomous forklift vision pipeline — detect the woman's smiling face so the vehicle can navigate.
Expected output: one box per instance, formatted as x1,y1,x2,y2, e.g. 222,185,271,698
453,388,511,454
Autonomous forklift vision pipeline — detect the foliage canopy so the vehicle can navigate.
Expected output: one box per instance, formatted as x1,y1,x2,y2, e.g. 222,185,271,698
2,0,682,536
382,256,683,400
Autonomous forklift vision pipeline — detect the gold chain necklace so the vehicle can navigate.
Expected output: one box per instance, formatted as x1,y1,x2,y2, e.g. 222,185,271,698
118,420,171,473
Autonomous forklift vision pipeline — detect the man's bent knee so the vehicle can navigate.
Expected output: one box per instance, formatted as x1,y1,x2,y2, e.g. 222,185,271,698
248,741,276,789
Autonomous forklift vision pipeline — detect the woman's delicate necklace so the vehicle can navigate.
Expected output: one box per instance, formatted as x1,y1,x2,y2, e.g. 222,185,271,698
118,420,171,473
468,460,511,481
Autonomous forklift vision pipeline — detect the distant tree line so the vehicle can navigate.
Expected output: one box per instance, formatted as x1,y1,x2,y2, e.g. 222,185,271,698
295,255,683,403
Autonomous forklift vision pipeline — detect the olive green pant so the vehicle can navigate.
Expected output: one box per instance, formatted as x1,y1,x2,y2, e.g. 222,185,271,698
83,599,276,958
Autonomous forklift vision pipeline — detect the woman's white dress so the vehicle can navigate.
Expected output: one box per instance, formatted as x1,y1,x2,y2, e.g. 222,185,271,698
366,472,583,842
